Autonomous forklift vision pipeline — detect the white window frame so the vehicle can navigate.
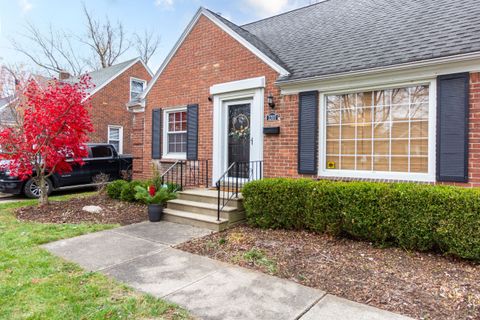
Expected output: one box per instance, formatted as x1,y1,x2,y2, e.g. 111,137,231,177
108,125,123,154
163,106,188,160
319,79,437,182
130,77,147,100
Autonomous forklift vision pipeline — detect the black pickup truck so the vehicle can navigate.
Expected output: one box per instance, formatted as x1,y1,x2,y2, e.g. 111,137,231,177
0,144,132,198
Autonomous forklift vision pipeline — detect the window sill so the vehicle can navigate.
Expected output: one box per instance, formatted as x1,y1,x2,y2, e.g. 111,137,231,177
159,154,187,163
317,170,435,183
317,175,434,184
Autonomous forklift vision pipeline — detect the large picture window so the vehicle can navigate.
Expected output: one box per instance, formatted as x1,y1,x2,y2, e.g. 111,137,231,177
323,84,432,178
164,109,187,157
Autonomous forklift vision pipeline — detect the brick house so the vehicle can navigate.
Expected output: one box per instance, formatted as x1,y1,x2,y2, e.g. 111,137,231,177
0,96,17,129
129,0,480,190
67,57,152,154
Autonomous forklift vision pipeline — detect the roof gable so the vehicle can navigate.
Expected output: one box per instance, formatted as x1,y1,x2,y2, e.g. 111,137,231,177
140,8,290,100
66,58,153,97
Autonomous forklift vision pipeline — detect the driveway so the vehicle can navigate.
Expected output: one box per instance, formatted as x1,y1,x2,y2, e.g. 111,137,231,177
43,221,412,320
0,187,95,204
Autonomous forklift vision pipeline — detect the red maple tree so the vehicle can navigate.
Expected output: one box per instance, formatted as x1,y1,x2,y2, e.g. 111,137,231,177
0,75,94,205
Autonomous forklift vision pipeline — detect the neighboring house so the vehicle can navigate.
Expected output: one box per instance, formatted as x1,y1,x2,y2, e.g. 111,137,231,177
0,96,18,128
128,0,480,187
66,58,153,154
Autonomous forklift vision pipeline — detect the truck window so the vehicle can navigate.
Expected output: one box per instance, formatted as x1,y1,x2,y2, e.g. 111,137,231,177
90,145,113,158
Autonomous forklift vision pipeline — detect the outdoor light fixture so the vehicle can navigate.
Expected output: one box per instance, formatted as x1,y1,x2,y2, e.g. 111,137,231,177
267,93,275,109
208,95,213,102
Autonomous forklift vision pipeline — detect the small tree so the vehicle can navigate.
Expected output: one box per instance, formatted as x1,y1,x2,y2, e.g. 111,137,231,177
0,76,93,205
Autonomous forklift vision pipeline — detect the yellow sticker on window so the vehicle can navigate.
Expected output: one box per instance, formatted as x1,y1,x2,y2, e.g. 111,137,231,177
327,161,336,169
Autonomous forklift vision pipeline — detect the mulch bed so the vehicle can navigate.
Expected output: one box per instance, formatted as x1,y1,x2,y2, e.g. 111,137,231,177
15,194,148,225
176,225,480,320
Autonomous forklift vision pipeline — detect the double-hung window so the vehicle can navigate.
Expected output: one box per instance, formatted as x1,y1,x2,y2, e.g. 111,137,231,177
108,125,123,154
322,83,434,181
163,108,187,158
130,78,146,100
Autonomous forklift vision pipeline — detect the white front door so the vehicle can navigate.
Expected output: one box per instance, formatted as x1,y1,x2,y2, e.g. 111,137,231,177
212,86,264,185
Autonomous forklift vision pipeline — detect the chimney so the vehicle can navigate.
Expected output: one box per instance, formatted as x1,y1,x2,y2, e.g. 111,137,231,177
58,70,71,80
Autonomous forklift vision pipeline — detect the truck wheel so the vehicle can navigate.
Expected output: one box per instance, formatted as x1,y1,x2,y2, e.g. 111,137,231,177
23,178,53,199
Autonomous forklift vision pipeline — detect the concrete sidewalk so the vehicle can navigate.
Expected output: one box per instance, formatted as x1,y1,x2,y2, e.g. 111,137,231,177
43,221,412,320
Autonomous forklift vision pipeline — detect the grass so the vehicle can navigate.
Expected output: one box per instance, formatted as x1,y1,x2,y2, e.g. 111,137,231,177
243,248,278,274
0,192,190,320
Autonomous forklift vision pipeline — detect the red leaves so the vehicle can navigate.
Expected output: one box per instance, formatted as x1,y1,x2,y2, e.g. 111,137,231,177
0,75,94,180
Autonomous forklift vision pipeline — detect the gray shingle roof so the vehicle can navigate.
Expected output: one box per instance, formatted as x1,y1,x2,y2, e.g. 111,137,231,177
206,10,290,72
64,58,140,93
235,0,480,82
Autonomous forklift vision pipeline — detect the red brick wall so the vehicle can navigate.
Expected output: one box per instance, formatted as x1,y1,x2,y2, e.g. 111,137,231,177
136,15,295,180
133,13,480,188
88,61,151,155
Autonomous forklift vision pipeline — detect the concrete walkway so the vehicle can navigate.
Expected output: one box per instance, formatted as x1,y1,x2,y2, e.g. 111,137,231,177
43,221,412,320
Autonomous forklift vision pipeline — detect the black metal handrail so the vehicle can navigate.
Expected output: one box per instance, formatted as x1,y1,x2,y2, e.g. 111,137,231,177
161,160,210,191
215,160,263,221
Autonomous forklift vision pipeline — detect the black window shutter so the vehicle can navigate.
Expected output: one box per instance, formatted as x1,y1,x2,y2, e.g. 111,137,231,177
298,91,319,174
437,73,469,182
151,108,162,159
186,104,199,160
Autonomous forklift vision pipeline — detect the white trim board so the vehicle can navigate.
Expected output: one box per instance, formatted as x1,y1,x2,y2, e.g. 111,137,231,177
280,55,480,95
140,7,289,100
210,76,265,95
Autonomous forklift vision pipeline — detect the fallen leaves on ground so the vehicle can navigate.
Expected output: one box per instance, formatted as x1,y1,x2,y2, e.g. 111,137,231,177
177,225,480,320
15,194,147,225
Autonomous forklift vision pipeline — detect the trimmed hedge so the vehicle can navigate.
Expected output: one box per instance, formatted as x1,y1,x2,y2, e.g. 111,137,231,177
106,180,129,200
242,178,480,261
120,181,145,202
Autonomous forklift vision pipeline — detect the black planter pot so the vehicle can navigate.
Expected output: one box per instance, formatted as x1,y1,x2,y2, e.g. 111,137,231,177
148,204,163,222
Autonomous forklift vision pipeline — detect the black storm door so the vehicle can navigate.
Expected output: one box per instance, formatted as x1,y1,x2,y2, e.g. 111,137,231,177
228,103,251,178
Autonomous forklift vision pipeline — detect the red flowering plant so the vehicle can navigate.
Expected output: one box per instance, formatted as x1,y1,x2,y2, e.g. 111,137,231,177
148,185,156,197
0,75,94,205
134,184,177,205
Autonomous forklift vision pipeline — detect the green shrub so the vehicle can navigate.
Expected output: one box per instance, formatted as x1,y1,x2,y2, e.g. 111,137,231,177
134,185,177,205
120,180,145,202
242,178,315,229
243,178,480,261
106,180,128,199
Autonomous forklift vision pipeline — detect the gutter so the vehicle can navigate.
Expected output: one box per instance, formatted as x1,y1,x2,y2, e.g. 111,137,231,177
276,51,480,87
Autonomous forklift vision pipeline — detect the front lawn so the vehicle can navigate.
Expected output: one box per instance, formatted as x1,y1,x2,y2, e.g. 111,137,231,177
0,194,189,320
177,225,480,320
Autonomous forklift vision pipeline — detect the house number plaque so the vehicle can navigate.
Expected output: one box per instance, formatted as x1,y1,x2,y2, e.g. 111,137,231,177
266,112,280,121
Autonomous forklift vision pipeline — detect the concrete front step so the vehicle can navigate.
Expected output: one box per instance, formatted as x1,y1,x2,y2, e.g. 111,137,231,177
164,188,246,231
178,189,243,208
167,198,243,220
163,208,229,231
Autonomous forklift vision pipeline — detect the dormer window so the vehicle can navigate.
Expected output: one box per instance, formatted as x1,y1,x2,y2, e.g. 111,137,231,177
130,78,146,100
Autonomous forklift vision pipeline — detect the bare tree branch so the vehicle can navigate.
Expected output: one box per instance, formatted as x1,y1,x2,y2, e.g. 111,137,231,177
9,3,158,75
81,4,131,69
10,22,86,76
134,30,160,65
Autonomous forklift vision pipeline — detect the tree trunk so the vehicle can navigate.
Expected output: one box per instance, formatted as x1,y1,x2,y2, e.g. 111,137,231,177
38,175,49,206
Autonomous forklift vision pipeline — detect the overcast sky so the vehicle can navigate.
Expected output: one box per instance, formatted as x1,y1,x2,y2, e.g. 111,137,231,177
0,0,314,74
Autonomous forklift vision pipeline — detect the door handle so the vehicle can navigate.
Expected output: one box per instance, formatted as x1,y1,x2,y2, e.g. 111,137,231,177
250,137,254,145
